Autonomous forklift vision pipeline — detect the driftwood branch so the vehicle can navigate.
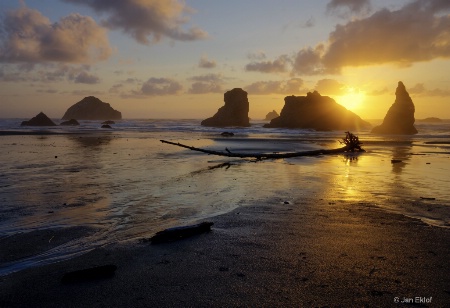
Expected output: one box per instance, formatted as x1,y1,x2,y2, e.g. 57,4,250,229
160,132,364,160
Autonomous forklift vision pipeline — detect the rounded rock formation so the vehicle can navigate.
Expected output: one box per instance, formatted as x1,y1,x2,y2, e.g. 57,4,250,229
201,88,250,127
264,91,370,131
62,96,122,121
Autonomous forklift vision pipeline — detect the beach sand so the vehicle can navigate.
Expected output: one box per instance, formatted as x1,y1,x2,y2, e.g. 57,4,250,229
1,197,449,307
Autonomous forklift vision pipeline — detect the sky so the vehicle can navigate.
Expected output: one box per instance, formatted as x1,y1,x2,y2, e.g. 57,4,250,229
1,0,450,120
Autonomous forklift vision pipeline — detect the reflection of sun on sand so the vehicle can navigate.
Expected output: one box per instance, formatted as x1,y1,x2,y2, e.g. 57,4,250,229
337,87,365,111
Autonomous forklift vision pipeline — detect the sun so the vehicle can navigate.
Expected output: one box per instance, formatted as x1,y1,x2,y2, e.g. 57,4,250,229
337,88,365,111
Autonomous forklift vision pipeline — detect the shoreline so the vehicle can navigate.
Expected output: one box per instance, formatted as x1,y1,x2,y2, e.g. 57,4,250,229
1,197,449,307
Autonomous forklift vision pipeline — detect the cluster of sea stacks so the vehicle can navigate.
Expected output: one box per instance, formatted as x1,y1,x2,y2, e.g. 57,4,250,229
201,81,418,135
21,96,122,128
22,82,419,135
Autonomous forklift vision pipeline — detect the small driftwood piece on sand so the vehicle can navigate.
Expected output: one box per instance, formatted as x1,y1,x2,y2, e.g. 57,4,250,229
150,222,214,244
61,264,117,284
161,131,364,160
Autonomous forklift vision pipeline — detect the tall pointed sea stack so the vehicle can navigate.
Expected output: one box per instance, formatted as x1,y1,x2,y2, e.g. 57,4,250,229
371,82,417,135
201,88,250,127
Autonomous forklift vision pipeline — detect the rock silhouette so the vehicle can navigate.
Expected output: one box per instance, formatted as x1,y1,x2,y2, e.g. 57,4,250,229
21,112,57,126
62,96,122,120
265,110,279,121
264,91,370,131
201,88,250,127
371,82,417,135
60,119,80,126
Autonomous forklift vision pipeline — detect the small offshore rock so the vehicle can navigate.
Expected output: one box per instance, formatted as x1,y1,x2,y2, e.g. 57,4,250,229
21,112,57,126
101,124,112,129
221,132,234,137
60,119,80,126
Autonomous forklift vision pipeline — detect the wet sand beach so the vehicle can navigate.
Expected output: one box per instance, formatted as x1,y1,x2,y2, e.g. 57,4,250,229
1,197,449,307
0,121,449,306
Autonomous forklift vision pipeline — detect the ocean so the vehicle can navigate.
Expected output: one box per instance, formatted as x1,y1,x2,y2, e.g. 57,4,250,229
0,118,449,275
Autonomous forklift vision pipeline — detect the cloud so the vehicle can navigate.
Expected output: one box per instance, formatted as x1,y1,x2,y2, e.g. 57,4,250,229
245,78,305,95
301,16,315,28
73,71,100,84
322,1,450,73
292,45,327,75
198,55,217,69
247,51,267,60
0,63,101,85
326,0,372,16
409,83,450,97
368,87,389,96
314,79,346,95
367,82,450,97
138,77,183,95
63,0,208,44
188,73,224,94
245,55,290,73
0,6,111,64
255,0,450,76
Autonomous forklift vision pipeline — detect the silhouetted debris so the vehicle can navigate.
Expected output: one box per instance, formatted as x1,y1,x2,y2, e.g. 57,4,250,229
161,132,365,160
420,197,436,201
101,124,112,129
61,264,117,284
150,222,214,244
391,159,402,164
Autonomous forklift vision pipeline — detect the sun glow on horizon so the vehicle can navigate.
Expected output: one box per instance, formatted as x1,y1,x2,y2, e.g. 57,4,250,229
337,88,366,112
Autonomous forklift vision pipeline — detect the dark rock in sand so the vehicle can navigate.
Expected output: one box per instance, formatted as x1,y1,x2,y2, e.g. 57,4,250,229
221,132,234,137
201,88,250,127
102,120,115,125
371,82,418,135
150,222,214,244
62,96,122,120
21,112,57,126
265,110,279,121
264,91,370,131
60,119,80,126
61,264,117,284
101,124,112,129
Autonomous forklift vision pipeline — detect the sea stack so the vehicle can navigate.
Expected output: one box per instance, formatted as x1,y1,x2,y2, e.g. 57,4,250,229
62,96,122,121
201,88,250,127
21,112,57,126
264,91,370,131
265,110,279,121
371,82,418,135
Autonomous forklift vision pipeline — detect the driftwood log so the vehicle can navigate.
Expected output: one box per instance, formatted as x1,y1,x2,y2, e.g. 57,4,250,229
150,222,214,244
160,132,364,160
